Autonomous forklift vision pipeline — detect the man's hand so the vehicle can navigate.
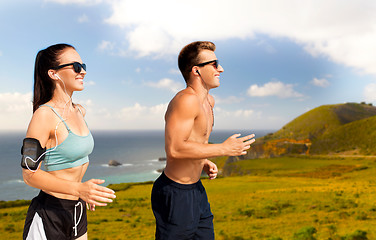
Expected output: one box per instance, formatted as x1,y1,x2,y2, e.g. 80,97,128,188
222,134,255,156
203,160,218,180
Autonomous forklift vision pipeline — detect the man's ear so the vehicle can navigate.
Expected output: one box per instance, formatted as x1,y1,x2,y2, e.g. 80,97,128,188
192,66,200,75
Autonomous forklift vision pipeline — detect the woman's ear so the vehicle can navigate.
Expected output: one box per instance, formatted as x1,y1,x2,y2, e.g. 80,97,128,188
48,70,58,80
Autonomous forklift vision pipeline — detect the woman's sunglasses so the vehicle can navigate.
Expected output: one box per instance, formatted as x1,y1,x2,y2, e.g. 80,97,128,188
53,62,86,73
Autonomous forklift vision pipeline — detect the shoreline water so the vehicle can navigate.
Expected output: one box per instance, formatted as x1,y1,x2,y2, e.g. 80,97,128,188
0,129,273,201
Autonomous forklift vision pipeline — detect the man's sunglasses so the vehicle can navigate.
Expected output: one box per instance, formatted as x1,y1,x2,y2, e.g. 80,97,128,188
196,60,219,69
53,62,86,73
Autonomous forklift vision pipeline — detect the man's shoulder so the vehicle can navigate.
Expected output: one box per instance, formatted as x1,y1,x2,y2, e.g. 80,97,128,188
171,89,199,105
166,89,200,117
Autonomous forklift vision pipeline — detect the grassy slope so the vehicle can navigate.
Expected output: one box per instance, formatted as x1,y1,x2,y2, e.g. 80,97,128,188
311,115,376,155
271,103,376,141
2,156,376,240
271,105,342,141
260,103,376,155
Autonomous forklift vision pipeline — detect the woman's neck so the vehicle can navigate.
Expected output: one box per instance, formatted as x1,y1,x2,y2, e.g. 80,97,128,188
50,88,74,110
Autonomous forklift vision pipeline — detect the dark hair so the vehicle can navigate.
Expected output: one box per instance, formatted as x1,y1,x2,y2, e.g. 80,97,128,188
178,41,216,82
33,43,75,112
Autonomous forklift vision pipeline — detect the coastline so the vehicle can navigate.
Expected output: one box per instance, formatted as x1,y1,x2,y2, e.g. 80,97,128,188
0,168,164,202
0,129,272,201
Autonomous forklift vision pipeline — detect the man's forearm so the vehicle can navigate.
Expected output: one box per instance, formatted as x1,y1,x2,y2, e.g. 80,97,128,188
166,141,226,160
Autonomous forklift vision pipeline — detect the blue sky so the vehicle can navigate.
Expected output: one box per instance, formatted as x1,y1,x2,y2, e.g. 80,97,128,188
1,0,376,131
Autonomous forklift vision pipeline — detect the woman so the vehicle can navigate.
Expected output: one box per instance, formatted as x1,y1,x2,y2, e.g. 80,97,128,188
21,43,116,240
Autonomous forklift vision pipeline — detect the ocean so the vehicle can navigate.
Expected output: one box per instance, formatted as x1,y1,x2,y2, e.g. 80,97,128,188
0,129,272,201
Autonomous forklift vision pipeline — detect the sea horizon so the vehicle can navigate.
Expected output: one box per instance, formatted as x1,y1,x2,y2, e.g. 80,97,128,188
0,129,274,201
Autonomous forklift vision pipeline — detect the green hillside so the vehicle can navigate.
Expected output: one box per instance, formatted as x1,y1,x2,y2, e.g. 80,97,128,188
270,102,376,141
311,115,376,155
245,102,376,158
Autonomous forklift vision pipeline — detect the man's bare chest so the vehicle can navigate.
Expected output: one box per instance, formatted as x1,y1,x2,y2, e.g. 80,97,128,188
193,106,214,138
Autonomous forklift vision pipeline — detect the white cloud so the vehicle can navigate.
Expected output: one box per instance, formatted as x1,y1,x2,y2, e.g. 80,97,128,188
78,14,89,23
74,98,93,112
214,95,244,104
80,99,93,107
149,103,168,115
214,107,279,129
214,106,293,130
257,40,276,54
0,92,32,113
234,109,254,117
0,91,280,130
102,0,376,76
97,40,115,51
84,102,283,130
169,68,181,75
311,78,330,88
44,0,102,4
117,102,167,129
364,83,376,102
144,78,184,93
214,106,253,118
84,80,95,86
0,93,96,130
120,103,146,118
0,92,32,130
84,102,168,130
247,81,303,98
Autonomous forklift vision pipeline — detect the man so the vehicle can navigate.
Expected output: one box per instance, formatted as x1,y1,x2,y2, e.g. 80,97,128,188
151,41,255,240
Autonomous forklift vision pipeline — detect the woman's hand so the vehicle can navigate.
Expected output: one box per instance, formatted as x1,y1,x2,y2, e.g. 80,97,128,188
86,203,96,211
78,179,116,210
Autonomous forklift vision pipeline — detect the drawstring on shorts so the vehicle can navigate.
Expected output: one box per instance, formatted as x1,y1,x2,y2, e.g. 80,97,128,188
73,201,83,237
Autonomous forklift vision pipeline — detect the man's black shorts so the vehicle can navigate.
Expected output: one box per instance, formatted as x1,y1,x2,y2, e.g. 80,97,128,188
151,172,214,240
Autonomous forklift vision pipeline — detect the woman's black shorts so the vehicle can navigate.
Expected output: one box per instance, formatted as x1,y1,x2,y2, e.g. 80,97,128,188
23,190,87,240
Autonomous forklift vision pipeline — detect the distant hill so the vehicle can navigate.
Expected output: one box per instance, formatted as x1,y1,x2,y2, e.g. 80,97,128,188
269,102,376,141
311,115,376,154
243,102,376,158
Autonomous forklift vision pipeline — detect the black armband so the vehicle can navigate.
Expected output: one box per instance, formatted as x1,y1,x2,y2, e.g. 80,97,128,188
21,138,46,170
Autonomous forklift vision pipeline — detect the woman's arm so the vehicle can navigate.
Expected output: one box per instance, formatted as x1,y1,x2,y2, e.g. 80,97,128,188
22,107,115,206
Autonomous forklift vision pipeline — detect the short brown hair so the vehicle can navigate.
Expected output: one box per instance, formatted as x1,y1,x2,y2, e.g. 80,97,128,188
178,41,216,82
